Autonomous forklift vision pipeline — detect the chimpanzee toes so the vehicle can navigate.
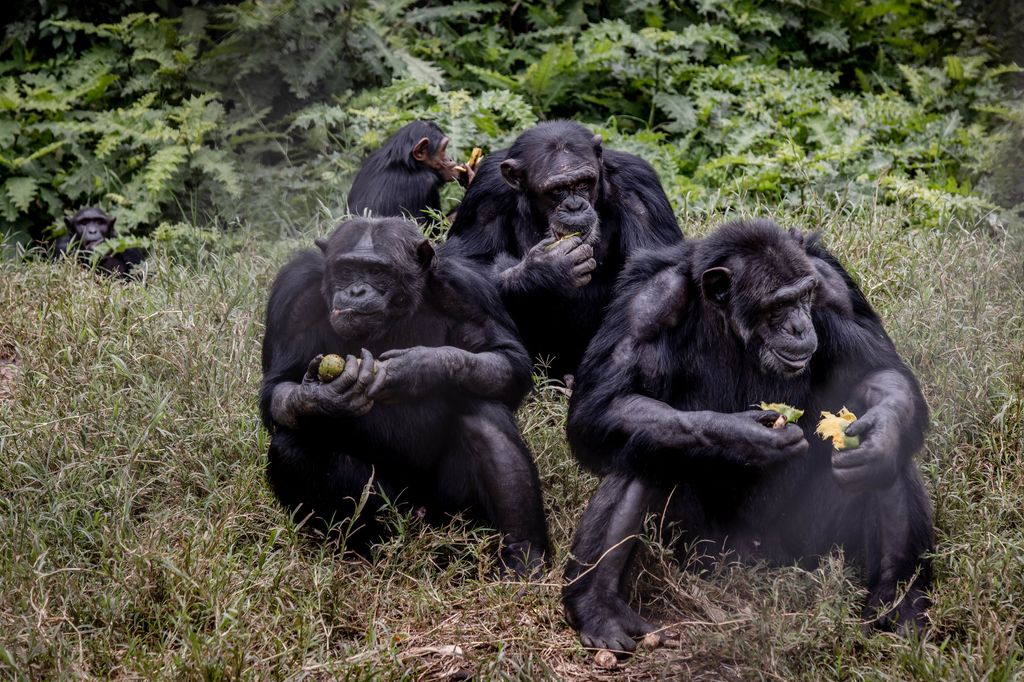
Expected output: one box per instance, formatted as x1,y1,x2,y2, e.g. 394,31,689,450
498,540,547,579
568,595,657,655
580,625,637,655
862,585,930,635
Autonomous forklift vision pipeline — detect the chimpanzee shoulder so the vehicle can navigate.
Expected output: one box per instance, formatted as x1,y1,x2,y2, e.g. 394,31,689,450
444,151,516,257
606,243,693,342
600,150,681,250
259,249,334,428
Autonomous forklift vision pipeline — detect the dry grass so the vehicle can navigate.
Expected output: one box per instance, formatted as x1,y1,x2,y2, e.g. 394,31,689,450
1,198,1022,680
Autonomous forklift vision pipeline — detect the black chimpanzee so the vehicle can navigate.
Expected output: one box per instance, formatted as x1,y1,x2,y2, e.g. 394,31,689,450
56,207,143,277
444,120,682,380
347,120,470,224
260,216,549,575
563,219,933,652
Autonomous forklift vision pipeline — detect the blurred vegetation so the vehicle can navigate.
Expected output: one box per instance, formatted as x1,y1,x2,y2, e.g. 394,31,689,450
1,0,1021,250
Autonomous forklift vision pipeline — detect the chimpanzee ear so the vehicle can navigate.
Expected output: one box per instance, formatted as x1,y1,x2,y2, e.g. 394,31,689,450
64,216,73,230
500,158,523,191
701,267,732,305
416,239,435,269
107,216,116,235
314,237,329,254
411,137,431,163
592,134,603,160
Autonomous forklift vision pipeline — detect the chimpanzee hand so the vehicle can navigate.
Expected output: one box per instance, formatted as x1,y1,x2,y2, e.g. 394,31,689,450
516,235,597,294
831,406,901,492
694,409,808,466
301,349,383,418
369,346,457,402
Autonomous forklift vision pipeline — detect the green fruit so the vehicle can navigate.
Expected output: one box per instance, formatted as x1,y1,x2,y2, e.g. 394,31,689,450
318,354,345,382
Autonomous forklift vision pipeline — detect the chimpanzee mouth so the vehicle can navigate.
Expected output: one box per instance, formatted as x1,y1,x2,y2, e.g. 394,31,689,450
331,307,383,322
550,225,588,239
770,348,812,374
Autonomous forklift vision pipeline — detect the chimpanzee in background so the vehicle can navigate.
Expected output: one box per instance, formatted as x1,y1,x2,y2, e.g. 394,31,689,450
260,216,549,575
444,120,683,380
562,219,933,653
347,120,472,224
56,207,143,278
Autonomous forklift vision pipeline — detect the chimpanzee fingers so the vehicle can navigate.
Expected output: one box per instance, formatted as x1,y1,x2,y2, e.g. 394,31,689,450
844,413,877,438
302,355,324,384
535,236,558,252
365,362,389,399
351,348,378,392
572,258,597,276
328,354,361,392
378,348,412,361
569,241,594,260
741,409,781,427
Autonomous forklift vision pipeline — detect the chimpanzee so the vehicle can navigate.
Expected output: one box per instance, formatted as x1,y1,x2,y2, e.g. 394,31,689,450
260,216,549,575
562,219,933,652
444,120,682,380
56,207,143,277
347,120,472,224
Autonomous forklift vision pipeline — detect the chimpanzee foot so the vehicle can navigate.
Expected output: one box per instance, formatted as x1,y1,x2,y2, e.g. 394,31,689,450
567,593,655,654
499,539,547,579
862,584,929,634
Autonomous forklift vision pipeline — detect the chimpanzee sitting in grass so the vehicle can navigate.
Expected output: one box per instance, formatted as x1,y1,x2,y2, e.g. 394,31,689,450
260,216,549,576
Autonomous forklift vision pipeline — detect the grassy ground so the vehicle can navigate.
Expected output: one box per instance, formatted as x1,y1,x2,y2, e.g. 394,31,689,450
1,198,1023,680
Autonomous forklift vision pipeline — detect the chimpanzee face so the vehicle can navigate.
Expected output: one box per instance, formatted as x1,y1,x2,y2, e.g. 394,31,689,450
412,134,459,182
500,128,604,243
316,218,433,342
701,242,819,378
65,207,115,249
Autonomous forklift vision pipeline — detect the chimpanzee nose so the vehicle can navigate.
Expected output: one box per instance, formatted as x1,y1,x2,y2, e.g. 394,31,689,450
564,195,585,212
347,283,369,298
785,314,809,338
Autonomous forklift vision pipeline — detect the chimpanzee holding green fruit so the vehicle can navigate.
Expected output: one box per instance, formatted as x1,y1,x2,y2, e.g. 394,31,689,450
259,216,549,576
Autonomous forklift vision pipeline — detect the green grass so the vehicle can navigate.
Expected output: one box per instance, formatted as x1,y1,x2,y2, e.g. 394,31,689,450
1,197,1023,680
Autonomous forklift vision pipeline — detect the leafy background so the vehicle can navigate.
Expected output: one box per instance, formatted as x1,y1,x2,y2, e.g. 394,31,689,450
1,0,1021,247
1,1,1023,680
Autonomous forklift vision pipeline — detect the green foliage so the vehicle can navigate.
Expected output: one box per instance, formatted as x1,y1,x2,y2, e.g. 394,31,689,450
365,0,1018,217
0,13,240,247
1,0,1019,245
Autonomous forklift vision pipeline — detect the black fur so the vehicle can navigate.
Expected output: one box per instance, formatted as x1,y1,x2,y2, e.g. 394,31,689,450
56,207,143,278
260,217,549,574
347,120,449,223
445,120,682,378
563,219,933,652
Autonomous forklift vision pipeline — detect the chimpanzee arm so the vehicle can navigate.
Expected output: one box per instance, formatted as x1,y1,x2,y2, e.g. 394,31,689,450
603,150,683,253
372,344,524,404
369,251,533,408
803,238,928,491
568,249,806,476
259,251,384,430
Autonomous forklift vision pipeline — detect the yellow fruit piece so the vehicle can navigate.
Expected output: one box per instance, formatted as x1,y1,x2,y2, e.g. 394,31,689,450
758,401,804,424
467,147,483,168
816,408,860,450
318,354,345,382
